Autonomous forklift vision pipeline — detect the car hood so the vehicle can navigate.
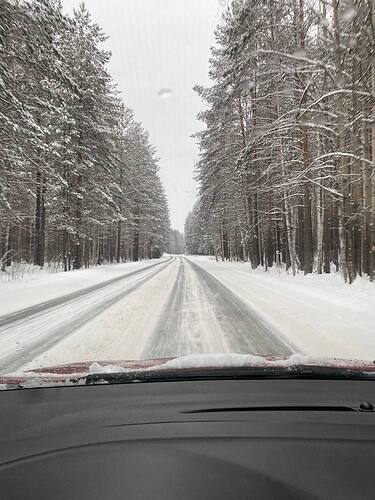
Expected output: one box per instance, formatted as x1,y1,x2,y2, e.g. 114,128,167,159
1,353,375,389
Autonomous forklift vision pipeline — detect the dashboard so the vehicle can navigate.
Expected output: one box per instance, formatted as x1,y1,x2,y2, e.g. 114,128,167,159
1,378,375,499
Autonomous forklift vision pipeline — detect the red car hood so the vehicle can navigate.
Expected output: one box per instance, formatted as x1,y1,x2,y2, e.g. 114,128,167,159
1,354,375,388
0,358,170,387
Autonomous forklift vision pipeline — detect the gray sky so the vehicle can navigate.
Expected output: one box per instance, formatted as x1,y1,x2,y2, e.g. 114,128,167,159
62,0,221,231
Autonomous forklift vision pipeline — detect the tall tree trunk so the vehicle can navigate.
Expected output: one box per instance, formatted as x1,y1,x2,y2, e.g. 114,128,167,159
333,0,350,282
1,224,12,270
361,120,371,275
116,219,122,263
323,205,331,273
132,201,141,262
74,174,82,270
299,0,313,274
33,170,46,267
282,153,298,275
270,0,298,274
370,0,375,280
315,180,324,274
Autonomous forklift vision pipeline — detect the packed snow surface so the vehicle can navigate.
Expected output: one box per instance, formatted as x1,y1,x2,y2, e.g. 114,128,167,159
0,255,374,375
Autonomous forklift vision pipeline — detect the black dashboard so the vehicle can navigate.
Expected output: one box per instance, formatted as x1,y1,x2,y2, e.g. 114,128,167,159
1,378,375,499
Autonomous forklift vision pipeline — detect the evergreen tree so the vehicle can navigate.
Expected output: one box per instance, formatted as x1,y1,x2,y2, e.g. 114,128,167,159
189,0,375,282
0,0,170,272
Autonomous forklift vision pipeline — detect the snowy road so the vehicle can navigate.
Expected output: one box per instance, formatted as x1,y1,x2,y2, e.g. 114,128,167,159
143,257,294,358
0,256,296,374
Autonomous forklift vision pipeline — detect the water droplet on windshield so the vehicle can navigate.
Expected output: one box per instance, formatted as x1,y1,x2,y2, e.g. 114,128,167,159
293,48,306,58
157,88,173,99
252,126,264,138
342,6,356,22
238,78,254,91
282,82,293,96
348,35,357,48
336,75,345,88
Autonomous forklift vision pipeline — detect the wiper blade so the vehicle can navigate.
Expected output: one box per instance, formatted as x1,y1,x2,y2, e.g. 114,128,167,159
2,363,373,391
84,364,375,386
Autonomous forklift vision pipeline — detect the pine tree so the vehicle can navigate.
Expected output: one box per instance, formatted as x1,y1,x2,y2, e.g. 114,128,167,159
0,0,170,273
189,0,375,282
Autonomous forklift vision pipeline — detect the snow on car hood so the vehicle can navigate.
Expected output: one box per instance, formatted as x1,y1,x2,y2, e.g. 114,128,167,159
1,353,375,389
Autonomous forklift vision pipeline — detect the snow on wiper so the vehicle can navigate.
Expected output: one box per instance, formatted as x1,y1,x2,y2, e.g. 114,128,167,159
0,374,86,391
88,353,375,372
152,353,367,370
1,354,375,390
84,354,375,385
84,365,375,386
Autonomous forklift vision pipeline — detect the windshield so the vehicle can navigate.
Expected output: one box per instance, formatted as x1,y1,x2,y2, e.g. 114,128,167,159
0,0,374,386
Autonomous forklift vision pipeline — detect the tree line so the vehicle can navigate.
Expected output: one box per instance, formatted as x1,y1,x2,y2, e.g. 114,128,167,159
0,0,170,272
186,0,375,283
167,229,185,254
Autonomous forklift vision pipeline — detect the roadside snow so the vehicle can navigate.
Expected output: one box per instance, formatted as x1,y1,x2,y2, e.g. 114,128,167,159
0,258,169,316
186,257,375,360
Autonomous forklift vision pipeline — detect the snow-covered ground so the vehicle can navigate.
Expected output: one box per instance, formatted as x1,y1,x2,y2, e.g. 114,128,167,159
0,258,173,373
0,258,169,316
16,256,291,372
23,258,180,370
187,256,375,360
0,254,374,375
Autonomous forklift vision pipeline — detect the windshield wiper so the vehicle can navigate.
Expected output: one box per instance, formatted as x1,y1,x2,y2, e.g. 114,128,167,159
1,364,374,391
83,364,375,386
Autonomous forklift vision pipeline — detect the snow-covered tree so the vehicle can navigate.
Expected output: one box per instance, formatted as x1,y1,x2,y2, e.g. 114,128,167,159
0,0,170,271
167,229,185,254
190,0,375,282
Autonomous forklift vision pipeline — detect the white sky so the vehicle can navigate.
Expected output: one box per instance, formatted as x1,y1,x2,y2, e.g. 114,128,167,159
62,0,221,231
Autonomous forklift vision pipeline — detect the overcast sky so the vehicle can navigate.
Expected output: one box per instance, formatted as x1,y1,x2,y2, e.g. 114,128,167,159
62,0,221,231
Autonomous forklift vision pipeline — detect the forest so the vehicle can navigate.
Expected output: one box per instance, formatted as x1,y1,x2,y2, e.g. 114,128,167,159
168,229,185,255
0,0,170,272
185,0,375,283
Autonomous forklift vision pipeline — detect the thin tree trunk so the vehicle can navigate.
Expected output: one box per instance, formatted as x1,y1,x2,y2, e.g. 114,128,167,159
33,170,46,268
298,0,313,274
333,0,350,282
370,0,375,280
74,174,82,270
